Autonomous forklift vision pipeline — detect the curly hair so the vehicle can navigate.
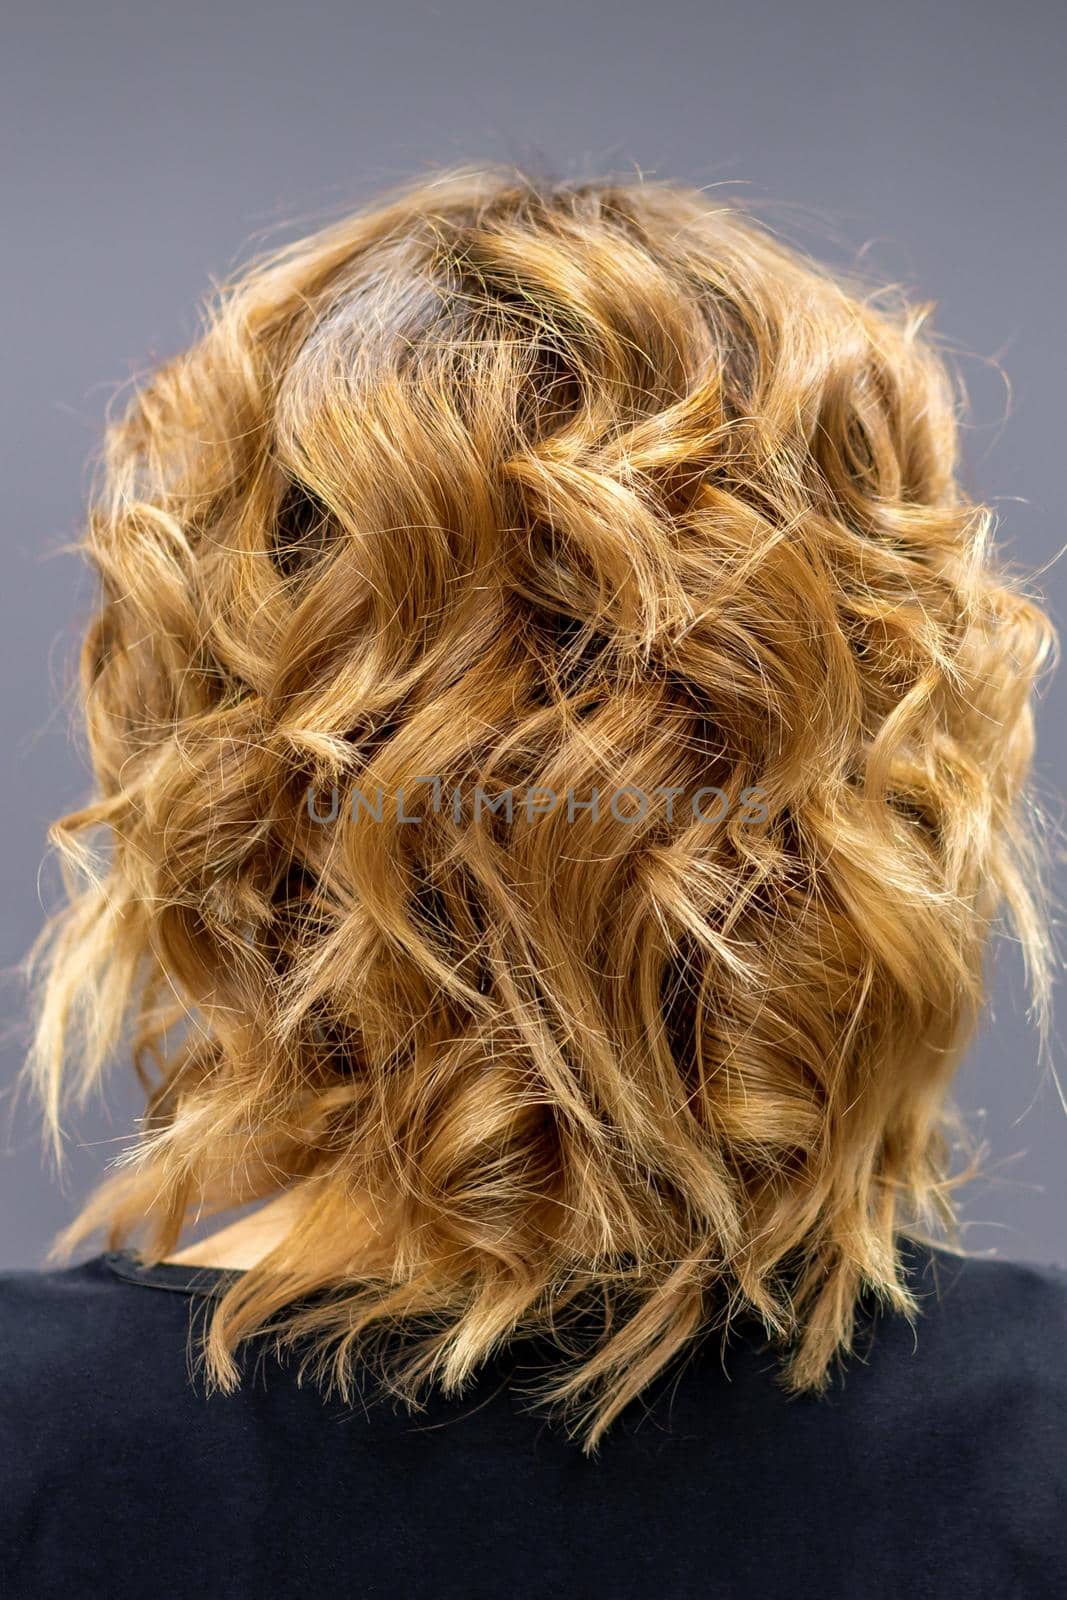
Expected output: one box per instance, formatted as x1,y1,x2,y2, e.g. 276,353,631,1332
25,163,1056,1451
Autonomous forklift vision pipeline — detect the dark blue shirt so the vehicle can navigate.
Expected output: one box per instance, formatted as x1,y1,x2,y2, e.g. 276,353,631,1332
0,1238,1064,1599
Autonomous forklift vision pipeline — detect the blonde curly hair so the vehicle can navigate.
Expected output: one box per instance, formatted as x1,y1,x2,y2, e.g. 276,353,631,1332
26,164,1055,1451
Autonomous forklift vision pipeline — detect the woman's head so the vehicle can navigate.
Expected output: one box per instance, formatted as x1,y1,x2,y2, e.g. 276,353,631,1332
28,164,1055,1448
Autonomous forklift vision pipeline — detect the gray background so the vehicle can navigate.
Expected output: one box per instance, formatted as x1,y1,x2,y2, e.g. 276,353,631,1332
2,0,1064,1268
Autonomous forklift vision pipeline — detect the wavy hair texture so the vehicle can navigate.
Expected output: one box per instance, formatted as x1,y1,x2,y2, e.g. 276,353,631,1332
25,164,1056,1451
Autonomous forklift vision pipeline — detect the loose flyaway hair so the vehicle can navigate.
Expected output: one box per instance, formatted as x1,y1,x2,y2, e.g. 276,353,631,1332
24,164,1056,1451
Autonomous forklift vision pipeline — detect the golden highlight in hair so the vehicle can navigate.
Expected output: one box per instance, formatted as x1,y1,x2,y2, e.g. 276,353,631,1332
24,164,1056,1451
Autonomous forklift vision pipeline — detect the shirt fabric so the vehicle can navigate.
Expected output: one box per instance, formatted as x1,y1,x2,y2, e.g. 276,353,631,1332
0,1236,1064,1600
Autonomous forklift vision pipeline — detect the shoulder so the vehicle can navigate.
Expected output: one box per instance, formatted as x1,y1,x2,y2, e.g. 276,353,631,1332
0,1254,137,1374
0,1254,205,1465
0,1257,241,1594
862,1239,1067,1477
900,1237,1067,1354
0,1253,193,1373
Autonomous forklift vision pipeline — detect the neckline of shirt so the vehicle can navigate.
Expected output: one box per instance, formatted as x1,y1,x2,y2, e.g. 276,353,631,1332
102,1249,240,1296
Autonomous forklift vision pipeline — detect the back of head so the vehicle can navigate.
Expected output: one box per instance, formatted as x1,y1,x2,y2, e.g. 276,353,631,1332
28,164,1054,1449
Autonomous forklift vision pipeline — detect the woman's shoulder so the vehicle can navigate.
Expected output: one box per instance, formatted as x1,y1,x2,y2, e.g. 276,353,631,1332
0,1251,212,1340
881,1237,1067,1403
0,1254,218,1445
898,1235,1067,1319
0,1253,155,1359
896,1236,1067,1358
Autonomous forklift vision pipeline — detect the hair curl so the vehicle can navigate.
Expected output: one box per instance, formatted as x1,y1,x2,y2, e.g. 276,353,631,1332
26,164,1056,1451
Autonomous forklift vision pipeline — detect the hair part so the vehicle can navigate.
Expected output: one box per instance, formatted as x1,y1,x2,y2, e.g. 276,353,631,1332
24,162,1056,1451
